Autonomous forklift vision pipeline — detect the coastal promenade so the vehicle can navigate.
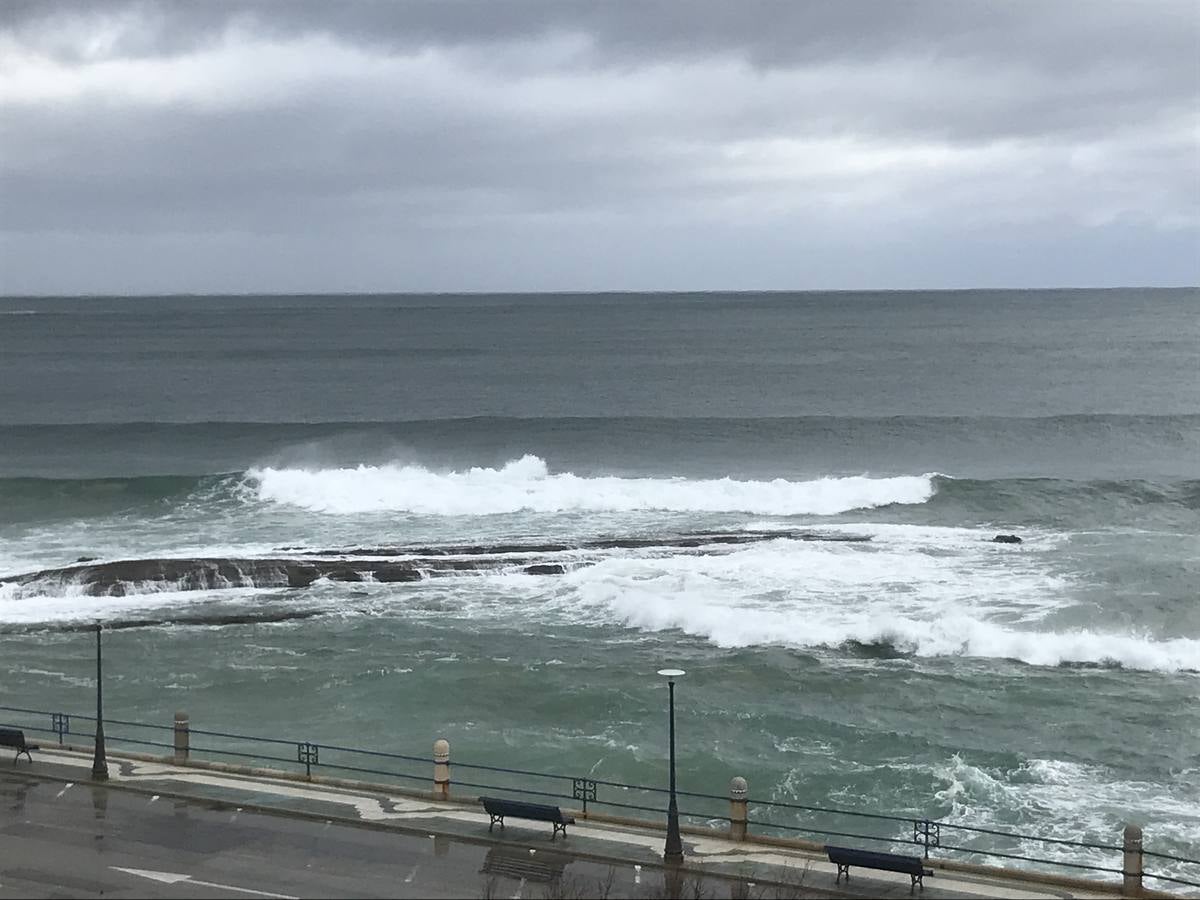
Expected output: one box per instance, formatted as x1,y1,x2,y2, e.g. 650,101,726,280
0,746,1160,900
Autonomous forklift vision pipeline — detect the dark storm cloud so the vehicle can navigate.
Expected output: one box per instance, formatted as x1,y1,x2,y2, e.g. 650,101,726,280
8,1,1194,71
1,1,1197,292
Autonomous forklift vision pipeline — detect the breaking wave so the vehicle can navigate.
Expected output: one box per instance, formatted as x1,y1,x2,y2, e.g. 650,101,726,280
245,455,938,515
555,537,1200,673
598,594,1200,672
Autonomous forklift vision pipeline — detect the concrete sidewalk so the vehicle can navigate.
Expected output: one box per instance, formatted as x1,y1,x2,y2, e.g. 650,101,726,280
6,746,1133,899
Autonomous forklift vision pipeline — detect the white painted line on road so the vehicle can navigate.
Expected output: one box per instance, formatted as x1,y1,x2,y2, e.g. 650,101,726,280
634,864,641,885
110,866,299,899
510,876,526,899
404,866,418,883
55,782,74,799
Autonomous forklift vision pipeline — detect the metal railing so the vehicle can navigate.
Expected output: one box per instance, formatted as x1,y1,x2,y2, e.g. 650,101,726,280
2,704,1196,894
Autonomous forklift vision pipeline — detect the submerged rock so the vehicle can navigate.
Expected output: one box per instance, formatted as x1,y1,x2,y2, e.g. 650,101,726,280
372,565,424,583
992,534,1023,544
2,557,422,596
286,567,320,588
524,564,565,575
324,566,364,583
3,527,878,599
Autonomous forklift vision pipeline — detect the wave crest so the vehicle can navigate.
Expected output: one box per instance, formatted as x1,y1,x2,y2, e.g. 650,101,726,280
245,456,937,516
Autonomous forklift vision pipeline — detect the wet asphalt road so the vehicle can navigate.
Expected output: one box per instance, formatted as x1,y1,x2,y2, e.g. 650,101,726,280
0,772,699,899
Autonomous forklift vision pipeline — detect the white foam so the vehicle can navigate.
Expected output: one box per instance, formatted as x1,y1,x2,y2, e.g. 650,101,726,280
933,754,1200,876
533,537,1199,673
816,522,1057,549
245,455,937,516
0,538,293,581
0,582,273,624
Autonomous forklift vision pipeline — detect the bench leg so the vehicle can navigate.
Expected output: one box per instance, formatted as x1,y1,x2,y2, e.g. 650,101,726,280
20,749,32,764
489,814,504,832
835,863,849,884
552,822,567,841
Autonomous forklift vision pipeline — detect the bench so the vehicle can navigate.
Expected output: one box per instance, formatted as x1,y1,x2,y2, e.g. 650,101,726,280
480,796,575,840
825,845,933,890
0,728,38,764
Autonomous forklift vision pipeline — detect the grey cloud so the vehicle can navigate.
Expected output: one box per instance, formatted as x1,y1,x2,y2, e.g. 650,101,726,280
9,1,1197,76
1,0,1196,292
6,2,1190,147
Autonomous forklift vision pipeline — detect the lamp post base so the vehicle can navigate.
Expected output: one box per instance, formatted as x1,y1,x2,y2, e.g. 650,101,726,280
664,798,683,864
663,860,684,899
92,719,108,781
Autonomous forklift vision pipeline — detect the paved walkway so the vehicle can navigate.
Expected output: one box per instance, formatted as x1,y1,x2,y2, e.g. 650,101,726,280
2,747,1129,899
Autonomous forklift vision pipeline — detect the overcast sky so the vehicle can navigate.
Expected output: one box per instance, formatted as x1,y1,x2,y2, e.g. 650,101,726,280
1,0,1197,294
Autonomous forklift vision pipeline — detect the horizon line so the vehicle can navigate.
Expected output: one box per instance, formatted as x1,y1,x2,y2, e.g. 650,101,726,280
3,284,1198,299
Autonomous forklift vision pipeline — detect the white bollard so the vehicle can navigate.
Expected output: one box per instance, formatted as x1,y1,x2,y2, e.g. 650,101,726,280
433,739,450,800
173,711,189,764
729,776,749,841
1123,823,1143,897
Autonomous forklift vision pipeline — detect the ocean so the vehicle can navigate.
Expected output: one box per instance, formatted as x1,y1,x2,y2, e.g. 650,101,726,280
0,289,1197,879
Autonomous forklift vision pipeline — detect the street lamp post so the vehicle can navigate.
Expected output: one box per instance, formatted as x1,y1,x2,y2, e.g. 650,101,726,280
91,623,108,781
657,668,685,866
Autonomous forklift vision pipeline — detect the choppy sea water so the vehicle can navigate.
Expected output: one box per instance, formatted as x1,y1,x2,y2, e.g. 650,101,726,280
0,290,1197,883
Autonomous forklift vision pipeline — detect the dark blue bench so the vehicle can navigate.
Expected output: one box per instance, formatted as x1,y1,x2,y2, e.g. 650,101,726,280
0,728,38,764
480,796,575,840
826,845,933,890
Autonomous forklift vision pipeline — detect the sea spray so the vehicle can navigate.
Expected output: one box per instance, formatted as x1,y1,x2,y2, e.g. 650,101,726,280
246,455,939,515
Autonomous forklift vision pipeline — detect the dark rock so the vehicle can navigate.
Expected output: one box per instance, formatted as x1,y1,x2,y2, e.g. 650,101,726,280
524,564,565,575
992,534,1023,544
286,567,320,588
372,565,423,583
324,566,363,582
0,528,880,599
